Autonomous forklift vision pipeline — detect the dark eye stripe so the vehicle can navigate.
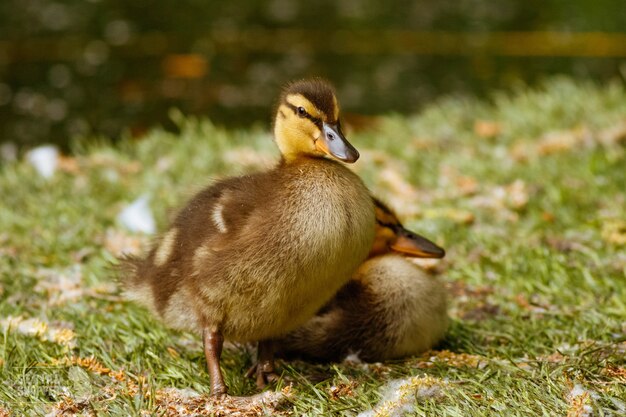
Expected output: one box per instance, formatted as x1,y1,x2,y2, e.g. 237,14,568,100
285,103,323,129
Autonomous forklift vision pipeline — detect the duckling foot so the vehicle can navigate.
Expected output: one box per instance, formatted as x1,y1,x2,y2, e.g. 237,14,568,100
246,340,279,389
245,362,280,389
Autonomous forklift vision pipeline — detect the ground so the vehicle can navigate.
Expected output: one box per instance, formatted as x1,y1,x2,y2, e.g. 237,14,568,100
0,77,625,416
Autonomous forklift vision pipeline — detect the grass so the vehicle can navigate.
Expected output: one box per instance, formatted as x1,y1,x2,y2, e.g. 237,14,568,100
1,76,625,416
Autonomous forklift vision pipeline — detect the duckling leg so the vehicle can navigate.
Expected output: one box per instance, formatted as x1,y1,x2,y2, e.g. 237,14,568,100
245,340,279,389
203,327,228,397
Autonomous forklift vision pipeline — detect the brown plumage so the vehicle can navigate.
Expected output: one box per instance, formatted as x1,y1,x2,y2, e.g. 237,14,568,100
121,78,375,396
275,199,448,362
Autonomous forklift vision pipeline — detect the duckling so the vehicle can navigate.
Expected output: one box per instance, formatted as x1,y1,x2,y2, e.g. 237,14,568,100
275,198,448,362
121,79,375,396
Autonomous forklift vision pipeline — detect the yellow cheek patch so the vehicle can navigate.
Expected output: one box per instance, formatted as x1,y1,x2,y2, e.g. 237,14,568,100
369,226,396,257
278,103,321,141
274,105,321,160
286,94,323,120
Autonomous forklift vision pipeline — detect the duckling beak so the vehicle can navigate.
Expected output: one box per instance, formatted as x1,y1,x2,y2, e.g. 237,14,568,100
390,228,446,259
316,122,360,163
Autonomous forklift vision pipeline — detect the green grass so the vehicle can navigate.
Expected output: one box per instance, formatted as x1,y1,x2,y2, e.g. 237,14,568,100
1,77,625,416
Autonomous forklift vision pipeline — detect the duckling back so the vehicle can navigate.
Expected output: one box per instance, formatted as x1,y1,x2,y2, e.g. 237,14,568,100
365,255,448,359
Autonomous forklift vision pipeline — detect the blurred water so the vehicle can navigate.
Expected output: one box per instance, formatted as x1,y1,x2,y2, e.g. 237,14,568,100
1,0,625,149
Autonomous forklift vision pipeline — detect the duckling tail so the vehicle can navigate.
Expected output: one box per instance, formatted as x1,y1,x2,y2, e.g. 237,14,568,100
114,255,158,313
114,253,141,285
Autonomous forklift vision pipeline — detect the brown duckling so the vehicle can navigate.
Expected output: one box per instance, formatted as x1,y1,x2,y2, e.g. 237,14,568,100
121,79,375,396
275,198,448,362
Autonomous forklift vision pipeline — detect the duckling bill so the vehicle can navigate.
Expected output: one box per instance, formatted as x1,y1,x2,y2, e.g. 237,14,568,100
121,79,375,396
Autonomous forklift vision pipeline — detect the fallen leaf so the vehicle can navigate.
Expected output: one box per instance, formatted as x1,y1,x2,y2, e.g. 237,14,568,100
103,228,145,256
57,155,81,174
162,54,208,79
447,281,499,320
423,208,475,225
566,384,595,417
354,149,398,168
414,350,488,369
541,351,567,363
509,140,532,162
598,120,626,145
470,180,529,211
34,266,83,306
328,381,359,400
438,165,479,198
474,120,502,138
46,397,85,417
507,180,529,209
536,130,582,155
379,167,418,198
0,316,75,347
48,328,76,346
455,176,479,196
603,365,626,382
601,220,626,245
167,347,180,358
88,152,142,174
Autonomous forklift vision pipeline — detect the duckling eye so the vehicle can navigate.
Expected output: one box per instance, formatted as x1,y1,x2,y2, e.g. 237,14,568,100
297,107,307,117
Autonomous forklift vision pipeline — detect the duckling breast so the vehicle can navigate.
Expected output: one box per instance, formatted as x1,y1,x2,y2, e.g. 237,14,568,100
198,158,375,341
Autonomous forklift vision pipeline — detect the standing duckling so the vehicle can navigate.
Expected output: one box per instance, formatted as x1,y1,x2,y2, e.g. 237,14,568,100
121,79,375,396
275,198,448,362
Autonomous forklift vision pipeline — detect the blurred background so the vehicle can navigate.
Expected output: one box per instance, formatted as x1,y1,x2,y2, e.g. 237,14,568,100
1,0,625,150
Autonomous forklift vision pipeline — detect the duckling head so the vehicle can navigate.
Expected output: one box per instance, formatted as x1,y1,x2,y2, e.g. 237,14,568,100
370,198,446,259
274,78,359,163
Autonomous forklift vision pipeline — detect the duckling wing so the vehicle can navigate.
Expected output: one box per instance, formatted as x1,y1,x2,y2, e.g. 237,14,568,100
117,174,267,325
172,172,272,249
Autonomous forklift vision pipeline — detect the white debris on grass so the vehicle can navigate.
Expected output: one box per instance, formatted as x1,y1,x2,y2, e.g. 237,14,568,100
343,352,363,364
34,265,83,306
33,265,118,305
118,195,156,234
26,145,59,179
358,375,446,417
469,179,529,210
566,384,597,417
0,316,76,347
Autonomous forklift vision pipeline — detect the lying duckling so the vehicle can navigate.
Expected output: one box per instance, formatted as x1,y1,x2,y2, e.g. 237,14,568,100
121,79,375,396
275,198,448,362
